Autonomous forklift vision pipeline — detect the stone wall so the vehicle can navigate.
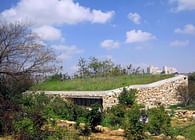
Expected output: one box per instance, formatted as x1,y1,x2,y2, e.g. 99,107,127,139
26,75,188,110
105,75,188,109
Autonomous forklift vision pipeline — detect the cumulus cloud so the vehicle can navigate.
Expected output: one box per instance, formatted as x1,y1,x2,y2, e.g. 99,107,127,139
174,24,195,34
169,0,195,12
100,40,120,50
128,12,141,24
170,40,189,47
33,25,62,41
125,30,156,43
0,0,114,25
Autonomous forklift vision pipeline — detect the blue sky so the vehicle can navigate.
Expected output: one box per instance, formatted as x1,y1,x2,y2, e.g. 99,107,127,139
0,0,195,73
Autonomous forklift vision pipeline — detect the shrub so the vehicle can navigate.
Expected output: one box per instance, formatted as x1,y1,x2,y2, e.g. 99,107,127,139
14,118,34,135
123,105,146,140
101,104,126,129
147,106,171,136
85,103,102,132
118,88,137,106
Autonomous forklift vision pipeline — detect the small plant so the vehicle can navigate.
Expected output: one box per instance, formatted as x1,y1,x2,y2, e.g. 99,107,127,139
147,106,171,136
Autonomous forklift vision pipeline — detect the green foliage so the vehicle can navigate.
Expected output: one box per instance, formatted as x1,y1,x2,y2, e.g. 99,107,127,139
123,105,146,140
189,72,195,81
47,73,70,82
0,74,33,99
85,103,102,131
188,72,195,106
14,118,34,134
147,106,171,136
101,104,126,129
0,97,21,135
21,93,88,122
31,74,174,91
118,88,137,106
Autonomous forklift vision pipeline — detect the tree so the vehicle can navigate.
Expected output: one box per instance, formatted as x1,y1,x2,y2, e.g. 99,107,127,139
0,22,56,77
88,57,100,76
0,22,56,98
77,57,89,78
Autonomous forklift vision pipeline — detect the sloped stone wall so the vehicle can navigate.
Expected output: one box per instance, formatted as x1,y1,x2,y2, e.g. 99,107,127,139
104,75,188,109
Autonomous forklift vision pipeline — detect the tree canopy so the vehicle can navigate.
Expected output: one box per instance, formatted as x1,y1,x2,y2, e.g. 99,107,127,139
0,22,56,78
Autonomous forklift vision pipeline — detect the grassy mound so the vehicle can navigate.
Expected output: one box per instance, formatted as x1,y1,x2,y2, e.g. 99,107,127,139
31,74,174,91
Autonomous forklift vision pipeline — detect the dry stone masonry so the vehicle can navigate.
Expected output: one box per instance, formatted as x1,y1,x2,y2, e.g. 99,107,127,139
26,75,188,110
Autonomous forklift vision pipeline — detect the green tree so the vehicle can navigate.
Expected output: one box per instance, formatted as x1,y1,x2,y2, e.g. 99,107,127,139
77,57,89,78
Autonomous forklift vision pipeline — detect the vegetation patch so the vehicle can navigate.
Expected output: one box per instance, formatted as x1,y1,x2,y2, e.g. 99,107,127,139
31,74,174,91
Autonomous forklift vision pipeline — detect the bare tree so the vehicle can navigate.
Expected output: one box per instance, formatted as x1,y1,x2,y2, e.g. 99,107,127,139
0,22,56,78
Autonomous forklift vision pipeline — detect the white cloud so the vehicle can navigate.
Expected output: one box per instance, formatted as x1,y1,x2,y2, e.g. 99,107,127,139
125,30,156,43
101,40,120,50
169,0,195,12
51,45,84,54
174,24,195,34
57,54,71,61
170,40,189,47
33,25,62,41
91,10,114,23
128,12,141,24
0,0,114,25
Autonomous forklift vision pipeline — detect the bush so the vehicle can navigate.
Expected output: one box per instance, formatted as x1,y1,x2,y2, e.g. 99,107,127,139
147,106,171,136
101,104,126,129
0,97,21,136
123,105,146,140
118,88,137,106
85,103,102,131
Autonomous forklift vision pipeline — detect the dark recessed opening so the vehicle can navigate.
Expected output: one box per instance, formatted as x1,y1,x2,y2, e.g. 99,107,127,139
74,98,103,108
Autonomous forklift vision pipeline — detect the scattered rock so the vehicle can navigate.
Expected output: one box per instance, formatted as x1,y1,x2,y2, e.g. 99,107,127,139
65,120,76,127
152,134,166,139
95,125,104,132
176,135,185,140
144,131,151,136
110,129,124,136
102,127,111,133
79,123,85,128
